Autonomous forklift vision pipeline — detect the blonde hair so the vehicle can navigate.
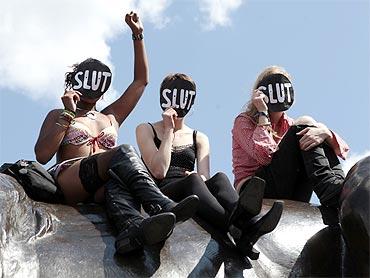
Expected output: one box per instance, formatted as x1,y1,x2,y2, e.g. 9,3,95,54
244,65,292,117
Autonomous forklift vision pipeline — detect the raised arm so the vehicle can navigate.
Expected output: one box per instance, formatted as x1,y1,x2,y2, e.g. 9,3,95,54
102,12,149,125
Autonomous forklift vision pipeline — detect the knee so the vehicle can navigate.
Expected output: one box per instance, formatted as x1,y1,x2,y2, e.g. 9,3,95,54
187,173,204,183
117,144,137,154
209,172,229,184
293,115,317,126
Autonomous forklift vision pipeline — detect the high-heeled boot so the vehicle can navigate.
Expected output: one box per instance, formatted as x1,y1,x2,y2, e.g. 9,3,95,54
104,178,176,255
235,200,284,260
108,144,199,223
228,177,284,260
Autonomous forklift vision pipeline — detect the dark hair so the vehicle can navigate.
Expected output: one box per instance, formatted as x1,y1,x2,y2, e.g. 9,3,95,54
160,73,196,93
64,58,108,90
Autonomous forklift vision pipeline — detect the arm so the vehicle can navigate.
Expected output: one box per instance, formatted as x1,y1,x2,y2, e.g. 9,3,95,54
297,122,350,159
195,131,210,180
34,109,68,164
136,108,178,179
102,12,148,126
136,123,173,179
233,115,278,165
34,90,80,164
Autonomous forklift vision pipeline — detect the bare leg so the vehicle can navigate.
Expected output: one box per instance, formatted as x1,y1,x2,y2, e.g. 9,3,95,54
57,147,118,205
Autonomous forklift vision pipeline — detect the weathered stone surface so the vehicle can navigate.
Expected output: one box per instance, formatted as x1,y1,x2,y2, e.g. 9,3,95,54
0,157,369,277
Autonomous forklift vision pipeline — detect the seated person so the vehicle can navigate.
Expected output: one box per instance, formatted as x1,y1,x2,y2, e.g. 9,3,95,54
232,65,349,225
136,73,284,259
35,12,198,255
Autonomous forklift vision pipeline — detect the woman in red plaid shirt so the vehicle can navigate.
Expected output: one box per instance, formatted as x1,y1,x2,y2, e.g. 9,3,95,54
232,65,349,225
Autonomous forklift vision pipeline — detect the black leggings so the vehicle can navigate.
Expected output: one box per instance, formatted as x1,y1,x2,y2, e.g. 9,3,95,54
256,125,345,205
159,172,239,232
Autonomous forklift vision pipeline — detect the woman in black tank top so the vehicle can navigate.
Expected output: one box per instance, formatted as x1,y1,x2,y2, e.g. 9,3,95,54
136,73,284,260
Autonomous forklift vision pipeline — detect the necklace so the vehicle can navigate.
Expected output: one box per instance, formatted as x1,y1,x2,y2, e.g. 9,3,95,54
76,107,97,120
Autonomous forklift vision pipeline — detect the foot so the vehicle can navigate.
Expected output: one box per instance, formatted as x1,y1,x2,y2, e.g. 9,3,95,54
229,176,266,228
115,212,176,255
165,195,200,223
236,200,284,259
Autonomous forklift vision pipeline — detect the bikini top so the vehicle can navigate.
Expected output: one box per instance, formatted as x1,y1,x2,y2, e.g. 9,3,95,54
148,123,197,177
61,120,118,152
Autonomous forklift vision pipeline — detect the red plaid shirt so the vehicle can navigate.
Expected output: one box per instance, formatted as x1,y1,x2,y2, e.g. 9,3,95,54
231,112,349,188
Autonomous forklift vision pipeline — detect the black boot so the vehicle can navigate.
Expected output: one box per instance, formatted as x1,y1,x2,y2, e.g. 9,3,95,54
235,201,284,260
228,176,266,238
109,144,199,223
104,178,176,255
226,176,267,260
301,143,345,225
115,213,176,255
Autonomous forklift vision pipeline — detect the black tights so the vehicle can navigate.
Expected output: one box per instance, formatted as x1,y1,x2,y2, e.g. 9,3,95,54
159,172,239,232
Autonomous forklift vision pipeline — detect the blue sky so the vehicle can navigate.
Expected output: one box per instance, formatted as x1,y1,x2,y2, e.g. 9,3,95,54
1,0,369,199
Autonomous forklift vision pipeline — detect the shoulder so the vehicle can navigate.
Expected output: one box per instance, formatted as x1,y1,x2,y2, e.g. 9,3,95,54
136,122,152,134
194,130,209,146
234,113,255,127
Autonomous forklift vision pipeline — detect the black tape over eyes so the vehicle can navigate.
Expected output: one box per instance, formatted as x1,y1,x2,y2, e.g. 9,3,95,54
71,59,112,99
160,79,196,117
256,73,294,112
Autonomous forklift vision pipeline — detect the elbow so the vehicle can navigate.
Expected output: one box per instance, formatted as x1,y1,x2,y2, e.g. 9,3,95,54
140,78,149,87
134,76,149,87
151,169,166,180
34,146,50,165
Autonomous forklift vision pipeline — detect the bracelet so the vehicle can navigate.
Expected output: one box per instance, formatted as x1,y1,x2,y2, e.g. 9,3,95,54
60,109,75,123
257,122,271,127
56,121,69,129
64,108,76,117
132,33,144,40
256,111,269,119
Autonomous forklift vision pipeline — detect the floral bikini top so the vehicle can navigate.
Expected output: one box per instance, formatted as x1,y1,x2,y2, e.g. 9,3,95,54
61,121,118,153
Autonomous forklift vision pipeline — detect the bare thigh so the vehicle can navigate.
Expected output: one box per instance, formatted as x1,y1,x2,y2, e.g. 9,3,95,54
57,160,87,205
57,147,119,205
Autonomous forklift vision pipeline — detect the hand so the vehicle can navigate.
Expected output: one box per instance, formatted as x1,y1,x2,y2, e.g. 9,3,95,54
125,11,143,35
252,89,268,113
297,126,330,151
162,108,177,131
61,90,81,112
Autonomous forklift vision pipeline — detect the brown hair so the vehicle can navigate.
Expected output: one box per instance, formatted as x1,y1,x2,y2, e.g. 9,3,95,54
160,73,196,92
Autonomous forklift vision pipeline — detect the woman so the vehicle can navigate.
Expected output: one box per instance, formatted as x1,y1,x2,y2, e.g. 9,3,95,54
136,73,284,259
34,12,198,255
232,65,349,225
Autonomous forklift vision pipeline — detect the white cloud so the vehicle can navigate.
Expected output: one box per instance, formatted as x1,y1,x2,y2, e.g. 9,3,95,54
0,0,171,103
0,0,244,103
199,0,243,30
342,150,370,175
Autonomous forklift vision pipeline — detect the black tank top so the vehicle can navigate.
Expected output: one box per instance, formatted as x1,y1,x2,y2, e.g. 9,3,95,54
148,123,197,186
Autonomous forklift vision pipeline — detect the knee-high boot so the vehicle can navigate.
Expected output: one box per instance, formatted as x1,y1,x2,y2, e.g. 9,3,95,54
301,143,345,225
108,144,199,223
104,178,176,255
228,177,284,260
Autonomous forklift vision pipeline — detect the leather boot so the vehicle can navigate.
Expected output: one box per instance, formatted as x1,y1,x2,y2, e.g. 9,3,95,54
301,143,344,225
109,144,199,223
115,213,176,255
104,178,176,255
235,200,284,260
228,176,266,238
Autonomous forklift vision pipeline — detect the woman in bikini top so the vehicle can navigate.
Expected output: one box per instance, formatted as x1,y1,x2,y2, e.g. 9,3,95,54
34,12,148,205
